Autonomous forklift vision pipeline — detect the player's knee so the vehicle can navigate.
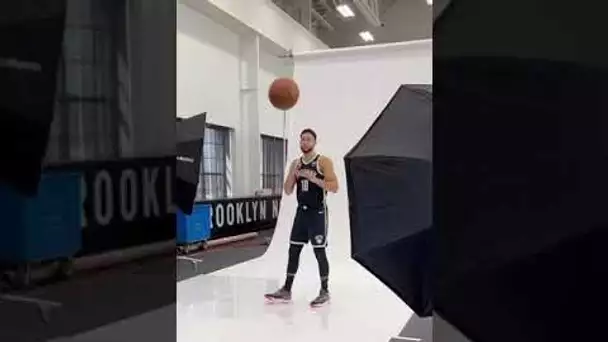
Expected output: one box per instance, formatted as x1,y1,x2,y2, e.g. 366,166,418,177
288,244,303,256
313,247,327,259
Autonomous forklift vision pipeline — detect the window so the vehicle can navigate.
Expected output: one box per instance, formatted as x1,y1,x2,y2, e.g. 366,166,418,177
46,0,127,164
261,135,286,194
197,125,231,200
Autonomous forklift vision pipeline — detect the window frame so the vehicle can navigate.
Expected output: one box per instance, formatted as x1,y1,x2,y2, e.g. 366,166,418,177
260,134,287,195
46,0,123,165
198,124,231,200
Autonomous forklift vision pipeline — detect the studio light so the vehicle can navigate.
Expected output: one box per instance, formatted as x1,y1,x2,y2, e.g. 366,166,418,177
336,4,355,18
359,31,374,42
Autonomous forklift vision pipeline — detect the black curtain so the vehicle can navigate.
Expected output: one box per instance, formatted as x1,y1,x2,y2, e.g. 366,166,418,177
0,0,67,195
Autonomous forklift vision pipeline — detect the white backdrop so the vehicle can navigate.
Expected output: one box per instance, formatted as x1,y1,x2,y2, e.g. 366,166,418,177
270,40,433,262
214,39,433,284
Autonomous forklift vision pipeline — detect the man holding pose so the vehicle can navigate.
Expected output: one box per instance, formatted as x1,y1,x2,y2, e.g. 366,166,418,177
265,128,339,307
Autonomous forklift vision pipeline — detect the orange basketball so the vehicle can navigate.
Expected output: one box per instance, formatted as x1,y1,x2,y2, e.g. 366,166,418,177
268,78,300,111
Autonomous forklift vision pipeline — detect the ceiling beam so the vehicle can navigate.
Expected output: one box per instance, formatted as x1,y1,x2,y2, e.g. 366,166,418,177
311,8,335,31
352,0,382,27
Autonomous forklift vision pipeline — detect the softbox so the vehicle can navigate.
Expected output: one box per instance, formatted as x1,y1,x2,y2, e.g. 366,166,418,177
345,85,433,317
176,113,206,215
0,0,67,195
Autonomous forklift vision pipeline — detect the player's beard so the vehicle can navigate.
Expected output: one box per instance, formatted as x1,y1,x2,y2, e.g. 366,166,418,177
300,146,313,154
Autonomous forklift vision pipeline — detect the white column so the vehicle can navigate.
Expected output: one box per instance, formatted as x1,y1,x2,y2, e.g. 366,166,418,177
233,33,262,197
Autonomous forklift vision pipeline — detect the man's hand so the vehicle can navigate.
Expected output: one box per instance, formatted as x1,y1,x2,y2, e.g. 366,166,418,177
297,169,317,181
291,160,302,179
284,159,301,195
299,169,325,188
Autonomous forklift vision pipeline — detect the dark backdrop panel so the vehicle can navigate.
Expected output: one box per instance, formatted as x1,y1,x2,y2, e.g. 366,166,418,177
0,0,67,195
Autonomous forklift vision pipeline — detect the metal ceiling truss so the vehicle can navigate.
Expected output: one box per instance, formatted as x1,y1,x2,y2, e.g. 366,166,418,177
351,0,382,27
311,0,335,31
272,0,334,33
273,0,384,36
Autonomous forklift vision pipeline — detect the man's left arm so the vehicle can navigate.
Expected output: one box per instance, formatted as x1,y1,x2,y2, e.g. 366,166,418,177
314,156,339,193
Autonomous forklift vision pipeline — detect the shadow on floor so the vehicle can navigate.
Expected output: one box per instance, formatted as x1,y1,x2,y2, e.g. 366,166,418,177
391,314,433,342
432,314,472,342
390,313,475,342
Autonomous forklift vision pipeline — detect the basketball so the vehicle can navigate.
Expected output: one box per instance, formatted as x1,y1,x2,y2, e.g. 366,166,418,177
268,78,300,111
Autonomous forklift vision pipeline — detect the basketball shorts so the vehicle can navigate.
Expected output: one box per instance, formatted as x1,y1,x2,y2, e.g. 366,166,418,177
289,205,328,248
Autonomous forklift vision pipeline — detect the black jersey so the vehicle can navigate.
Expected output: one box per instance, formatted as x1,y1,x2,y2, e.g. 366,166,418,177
295,154,326,209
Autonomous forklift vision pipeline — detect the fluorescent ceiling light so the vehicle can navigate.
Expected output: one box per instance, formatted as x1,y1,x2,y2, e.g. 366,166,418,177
359,31,374,42
426,0,433,4
336,4,355,18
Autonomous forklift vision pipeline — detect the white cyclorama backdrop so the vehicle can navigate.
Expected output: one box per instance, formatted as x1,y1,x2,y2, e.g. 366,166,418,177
188,40,433,341
275,40,432,261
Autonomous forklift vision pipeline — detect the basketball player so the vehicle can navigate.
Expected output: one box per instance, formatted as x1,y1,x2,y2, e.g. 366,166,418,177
265,128,339,307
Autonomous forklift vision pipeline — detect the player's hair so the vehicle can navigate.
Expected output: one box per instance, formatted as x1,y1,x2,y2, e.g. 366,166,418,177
300,128,317,140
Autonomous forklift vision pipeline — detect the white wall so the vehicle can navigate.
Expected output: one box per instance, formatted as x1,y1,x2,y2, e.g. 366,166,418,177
177,5,292,136
258,49,293,138
177,5,240,128
177,4,300,197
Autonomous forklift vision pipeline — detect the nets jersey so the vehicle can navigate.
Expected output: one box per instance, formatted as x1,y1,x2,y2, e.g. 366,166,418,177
296,154,326,209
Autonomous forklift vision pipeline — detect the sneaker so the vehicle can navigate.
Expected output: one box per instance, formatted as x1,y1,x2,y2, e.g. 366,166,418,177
310,290,330,307
264,288,292,303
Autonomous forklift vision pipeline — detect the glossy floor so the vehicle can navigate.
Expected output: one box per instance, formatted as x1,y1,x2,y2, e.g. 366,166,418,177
177,249,414,342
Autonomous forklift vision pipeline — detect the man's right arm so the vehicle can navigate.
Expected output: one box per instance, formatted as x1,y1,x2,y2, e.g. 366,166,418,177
284,159,298,195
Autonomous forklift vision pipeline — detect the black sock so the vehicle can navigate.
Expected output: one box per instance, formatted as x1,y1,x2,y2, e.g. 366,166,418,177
284,275,295,292
321,277,328,292
313,247,330,292
284,244,303,292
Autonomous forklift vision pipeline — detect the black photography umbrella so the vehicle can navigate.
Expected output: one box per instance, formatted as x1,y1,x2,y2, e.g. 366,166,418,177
0,0,66,195
345,85,433,317
435,58,608,342
434,1,608,340
176,113,206,215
